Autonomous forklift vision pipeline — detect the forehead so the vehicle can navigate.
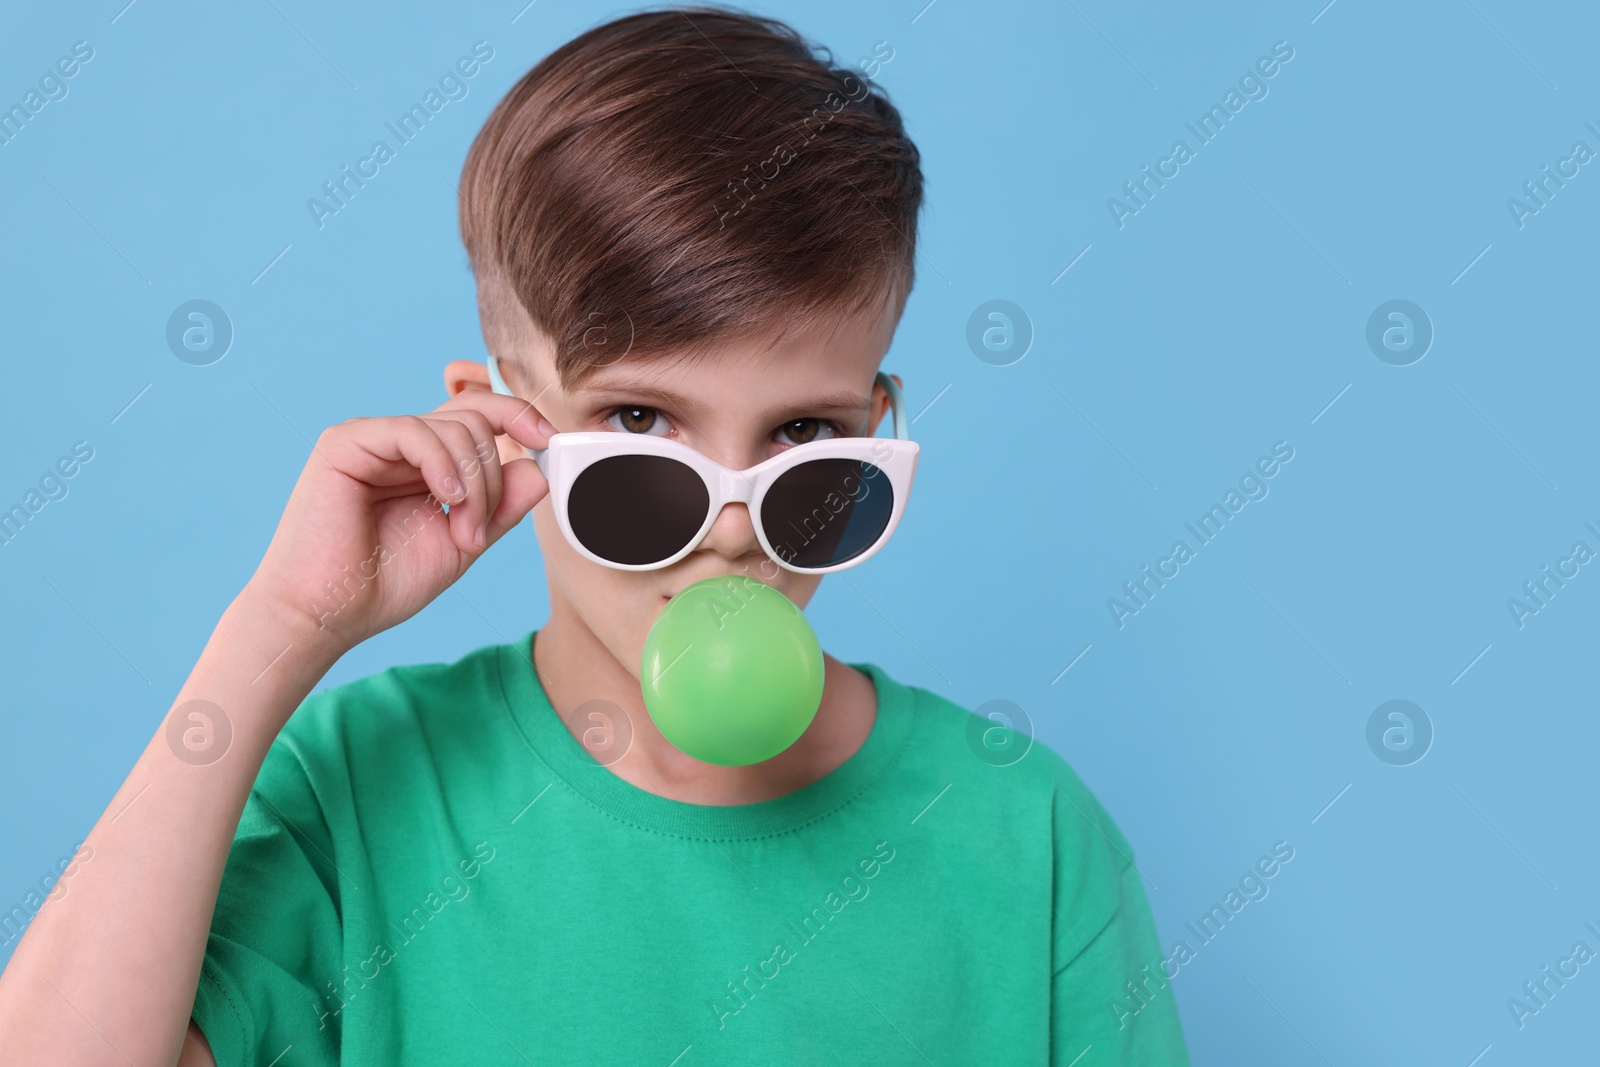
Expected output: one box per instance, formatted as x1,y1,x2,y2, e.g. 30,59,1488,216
565,307,893,418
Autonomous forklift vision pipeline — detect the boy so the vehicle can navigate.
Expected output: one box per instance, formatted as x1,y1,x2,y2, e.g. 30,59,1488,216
0,6,1189,1064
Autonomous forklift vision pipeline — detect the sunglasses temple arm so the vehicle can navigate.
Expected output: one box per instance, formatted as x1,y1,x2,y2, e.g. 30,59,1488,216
875,370,908,441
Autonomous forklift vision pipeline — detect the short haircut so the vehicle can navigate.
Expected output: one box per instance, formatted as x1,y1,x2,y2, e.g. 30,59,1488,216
458,5,924,391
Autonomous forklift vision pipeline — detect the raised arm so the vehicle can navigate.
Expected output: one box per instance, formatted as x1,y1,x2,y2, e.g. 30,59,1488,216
0,386,553,1065
0,589,342,1066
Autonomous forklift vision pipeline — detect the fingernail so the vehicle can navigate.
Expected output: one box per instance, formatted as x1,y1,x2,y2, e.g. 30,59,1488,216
474,523,486,547
537,417,557,438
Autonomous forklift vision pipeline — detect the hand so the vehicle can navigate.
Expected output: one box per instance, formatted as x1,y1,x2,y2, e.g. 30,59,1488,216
243,388,553,656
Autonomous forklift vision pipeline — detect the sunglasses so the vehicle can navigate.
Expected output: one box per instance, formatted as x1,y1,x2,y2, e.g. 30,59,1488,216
485,355,919,575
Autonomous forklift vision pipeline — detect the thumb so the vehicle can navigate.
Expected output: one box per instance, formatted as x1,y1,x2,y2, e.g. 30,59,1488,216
482,456,548,548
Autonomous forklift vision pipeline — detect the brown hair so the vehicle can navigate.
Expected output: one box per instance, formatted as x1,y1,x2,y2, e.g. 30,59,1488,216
458,5,923,391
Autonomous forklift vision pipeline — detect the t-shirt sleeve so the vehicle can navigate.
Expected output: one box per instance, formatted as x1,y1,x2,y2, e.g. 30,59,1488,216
190,728,345,1067
1048,762,1191,1066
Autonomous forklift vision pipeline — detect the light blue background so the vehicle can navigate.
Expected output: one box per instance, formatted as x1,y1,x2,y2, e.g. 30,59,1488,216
3,1,1597,1062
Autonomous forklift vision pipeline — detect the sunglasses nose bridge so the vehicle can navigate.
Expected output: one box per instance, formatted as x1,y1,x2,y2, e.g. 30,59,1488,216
718,466,757,507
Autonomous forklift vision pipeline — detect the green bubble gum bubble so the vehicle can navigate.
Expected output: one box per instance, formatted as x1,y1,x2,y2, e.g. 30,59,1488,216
640,576,824,767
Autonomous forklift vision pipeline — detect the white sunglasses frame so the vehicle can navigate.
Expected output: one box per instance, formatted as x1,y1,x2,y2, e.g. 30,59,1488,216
485,354,920,575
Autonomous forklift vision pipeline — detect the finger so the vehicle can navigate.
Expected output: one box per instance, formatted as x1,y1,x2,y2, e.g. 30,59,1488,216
427,418,490,550
312,418,427,490
435,388,558,452
483,456,549,546
427,408,503,538
327,416,475,554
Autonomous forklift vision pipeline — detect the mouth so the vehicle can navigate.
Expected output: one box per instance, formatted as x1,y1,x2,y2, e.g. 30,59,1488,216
660,566,777,605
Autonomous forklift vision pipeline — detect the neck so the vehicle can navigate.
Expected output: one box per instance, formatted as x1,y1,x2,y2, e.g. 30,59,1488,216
530,600,875,805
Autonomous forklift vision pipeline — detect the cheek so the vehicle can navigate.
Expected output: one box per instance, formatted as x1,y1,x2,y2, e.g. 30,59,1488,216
536,509,660,643
533,501,590,582
529,495,560,545
782,575,824,610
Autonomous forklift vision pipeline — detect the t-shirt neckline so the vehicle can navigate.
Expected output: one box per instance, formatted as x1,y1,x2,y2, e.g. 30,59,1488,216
494,629,916,840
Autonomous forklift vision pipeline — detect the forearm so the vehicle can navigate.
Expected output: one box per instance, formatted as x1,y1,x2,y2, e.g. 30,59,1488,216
0,587,344,1067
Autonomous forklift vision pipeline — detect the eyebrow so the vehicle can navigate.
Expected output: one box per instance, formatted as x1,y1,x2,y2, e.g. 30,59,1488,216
576,379,872,422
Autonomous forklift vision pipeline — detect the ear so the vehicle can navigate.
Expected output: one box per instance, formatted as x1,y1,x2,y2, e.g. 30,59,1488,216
445,359,492,398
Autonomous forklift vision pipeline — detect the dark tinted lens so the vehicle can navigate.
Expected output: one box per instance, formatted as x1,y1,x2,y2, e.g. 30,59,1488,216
568,455,709,566
761,459,893,569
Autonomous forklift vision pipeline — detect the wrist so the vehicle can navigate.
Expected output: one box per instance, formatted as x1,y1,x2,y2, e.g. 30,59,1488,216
160,585,347,760
229,581,349,672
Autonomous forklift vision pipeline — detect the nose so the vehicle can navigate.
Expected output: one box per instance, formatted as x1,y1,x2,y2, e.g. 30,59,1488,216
696,499,764,561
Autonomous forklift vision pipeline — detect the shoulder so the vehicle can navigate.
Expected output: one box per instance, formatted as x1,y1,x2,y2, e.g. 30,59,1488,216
870,666,1135,855
269,635,512,791
880,667,1139,876
871,668,1145,956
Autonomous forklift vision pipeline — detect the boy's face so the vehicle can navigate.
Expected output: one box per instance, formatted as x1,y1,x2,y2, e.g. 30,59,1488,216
450,306,900,685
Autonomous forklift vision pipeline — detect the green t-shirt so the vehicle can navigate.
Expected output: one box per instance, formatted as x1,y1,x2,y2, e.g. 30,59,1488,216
192,630,1189,1065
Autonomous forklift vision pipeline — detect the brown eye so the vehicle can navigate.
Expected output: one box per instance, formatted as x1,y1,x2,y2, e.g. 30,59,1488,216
605,406,669,436
778,418,841,446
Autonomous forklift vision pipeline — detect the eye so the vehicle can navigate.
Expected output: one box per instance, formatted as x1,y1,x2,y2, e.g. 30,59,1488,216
602,405,672,437
777,418,846,447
